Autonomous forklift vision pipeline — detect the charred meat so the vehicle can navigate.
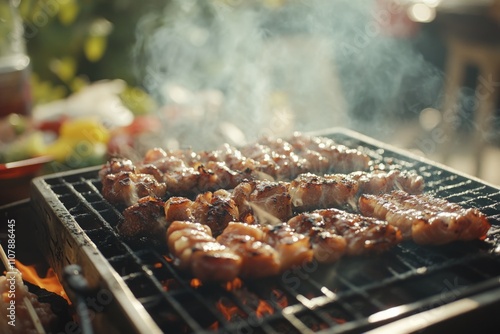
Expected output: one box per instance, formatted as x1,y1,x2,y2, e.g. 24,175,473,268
358,190,491,244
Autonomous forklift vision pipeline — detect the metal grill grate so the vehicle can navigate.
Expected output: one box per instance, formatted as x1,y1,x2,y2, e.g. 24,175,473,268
31,128,500,334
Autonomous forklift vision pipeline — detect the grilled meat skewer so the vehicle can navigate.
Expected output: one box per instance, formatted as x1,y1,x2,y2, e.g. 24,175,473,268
358,190,491,245
288,208,402,263
167,221,242,281
100,133,372,206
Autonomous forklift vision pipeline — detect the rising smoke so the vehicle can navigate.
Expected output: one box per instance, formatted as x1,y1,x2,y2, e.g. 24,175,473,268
133,0,444,150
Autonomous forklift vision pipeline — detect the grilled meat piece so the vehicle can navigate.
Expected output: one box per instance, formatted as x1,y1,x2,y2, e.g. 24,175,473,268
350,169,424,195
358,190,491,244
240,140,310,180
287,133,371,173
99,157,136,178
289,173,359,212
191,190,240,236
101,133,373,206
232,180,292,222
162,169,425,232
217,222,281,278
289,170,424,212
208,221,312,279
261,223,314,271
288,208,402,261
164,196,194,222
168,220,312,281
167,221,242,281
118,196,167,240
164,190,239,237
101,171,167,206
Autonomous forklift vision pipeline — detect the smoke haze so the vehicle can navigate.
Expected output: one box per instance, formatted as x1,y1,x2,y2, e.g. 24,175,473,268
133,0,443,150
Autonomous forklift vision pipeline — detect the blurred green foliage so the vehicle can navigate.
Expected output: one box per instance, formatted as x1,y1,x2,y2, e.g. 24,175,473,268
19,0,164,105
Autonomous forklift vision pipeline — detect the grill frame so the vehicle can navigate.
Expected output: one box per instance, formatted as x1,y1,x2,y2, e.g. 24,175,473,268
30,127,500,334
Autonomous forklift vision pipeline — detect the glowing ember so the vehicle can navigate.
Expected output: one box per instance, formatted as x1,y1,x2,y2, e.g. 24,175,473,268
15,260,70,304
153,262,163,269
270,289,288,309
223,278,243,291
161,278,180,291
208,321,219,331
216,297,242,321
190,278,203,288
255,299,274,317
331,317,347,325
209,285,290,330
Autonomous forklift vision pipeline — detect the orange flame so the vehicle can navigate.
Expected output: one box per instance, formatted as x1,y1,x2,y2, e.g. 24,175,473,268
15,261,71,304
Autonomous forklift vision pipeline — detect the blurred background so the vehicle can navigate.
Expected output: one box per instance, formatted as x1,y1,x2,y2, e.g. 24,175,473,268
1,0,499,203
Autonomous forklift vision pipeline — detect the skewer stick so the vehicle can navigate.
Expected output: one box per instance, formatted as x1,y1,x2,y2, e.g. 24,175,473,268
23,296,46,334
0,243,12,272
0,245,46,334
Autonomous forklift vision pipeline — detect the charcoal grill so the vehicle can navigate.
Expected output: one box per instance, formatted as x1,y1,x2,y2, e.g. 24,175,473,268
29,127,500,333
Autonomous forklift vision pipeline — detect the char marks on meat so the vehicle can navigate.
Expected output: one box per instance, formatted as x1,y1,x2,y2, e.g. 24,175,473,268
101,134,492,282
358,190,491,244
289,173,359,212
164,189,239,237
100,157,168,206
167,220,313,281
100,133,372,206
118,196,167,240
216,222,282,278
288,209,402,262
350,169,424,195
232,180,292,222
166,221,242,281
289,169,424,213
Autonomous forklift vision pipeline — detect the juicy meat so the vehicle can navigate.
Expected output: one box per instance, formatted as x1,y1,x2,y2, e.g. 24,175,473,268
288,208,402,261
217,222,281,278
350,169,424,195
101,171,167,206
289,170,424,212
168,220,313,281
118,196,167,239
99,157,136,178
358,190,491,244
101,133,373,206
261,223,314,271
165,169,426,232
216,222,313,278
191,190,240,236
164,196,193,222
164,190,239,237
232,180,292,222
289,173,359,212
166,221,242,281
287,133,371,173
